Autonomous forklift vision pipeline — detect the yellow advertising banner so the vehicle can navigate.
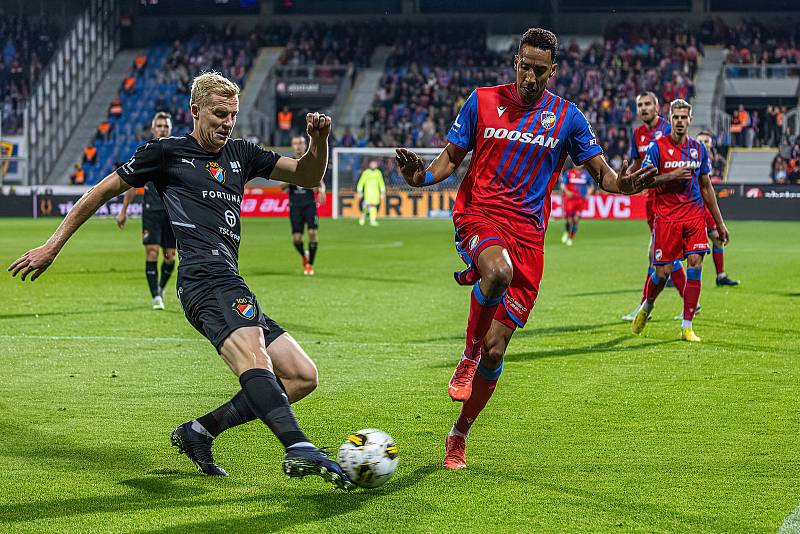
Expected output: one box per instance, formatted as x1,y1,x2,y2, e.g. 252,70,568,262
338,189,457,218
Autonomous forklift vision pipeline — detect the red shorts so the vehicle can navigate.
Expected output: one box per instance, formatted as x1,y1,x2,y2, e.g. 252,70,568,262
454,213,544,330
703,207,716,233
652,216,710,264
646,195,655,232
564,196,586,216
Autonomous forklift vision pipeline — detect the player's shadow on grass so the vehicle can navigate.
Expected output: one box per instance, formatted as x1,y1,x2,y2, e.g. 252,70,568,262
0,463,440,529
248,268,420,285
510,336,676,362
0,305,144,320
413,321,624,344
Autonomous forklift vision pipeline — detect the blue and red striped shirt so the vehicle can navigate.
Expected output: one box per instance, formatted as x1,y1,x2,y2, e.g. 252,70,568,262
447,83,603,249
643,134,710,221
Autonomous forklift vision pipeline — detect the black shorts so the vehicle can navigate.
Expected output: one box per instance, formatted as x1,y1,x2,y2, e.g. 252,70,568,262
289,203,318,234
177,264,286,353
142,209,176,249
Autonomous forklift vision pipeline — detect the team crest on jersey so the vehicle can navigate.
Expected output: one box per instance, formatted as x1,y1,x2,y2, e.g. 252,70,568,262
654,131,663,139
540,111,556,130
654,249,663,261
206,161,226,184
690,148,698,159
232,297,255,320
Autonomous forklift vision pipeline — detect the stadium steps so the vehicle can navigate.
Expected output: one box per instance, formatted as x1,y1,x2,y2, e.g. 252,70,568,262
46,49,145,185
237,47,283,139
725,148,777,184
339,46,393,127
693,46,725,131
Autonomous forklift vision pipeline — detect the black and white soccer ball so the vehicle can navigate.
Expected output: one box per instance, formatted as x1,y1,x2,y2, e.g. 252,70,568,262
337,428,398,488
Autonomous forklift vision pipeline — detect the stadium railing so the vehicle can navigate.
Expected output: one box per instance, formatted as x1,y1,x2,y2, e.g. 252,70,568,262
24,0,119,185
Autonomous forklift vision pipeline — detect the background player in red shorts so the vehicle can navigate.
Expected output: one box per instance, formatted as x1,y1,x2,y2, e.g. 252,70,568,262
395,28,655,469
560,164,593,246
632,100,729,342
697,130,739,287
623,92,687,321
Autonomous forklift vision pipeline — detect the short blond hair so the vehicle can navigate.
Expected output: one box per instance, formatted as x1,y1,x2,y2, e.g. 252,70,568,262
190,71,240,109
670,98,692,116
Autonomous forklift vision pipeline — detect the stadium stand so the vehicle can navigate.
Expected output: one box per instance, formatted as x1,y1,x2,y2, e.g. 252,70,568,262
0,15,62,135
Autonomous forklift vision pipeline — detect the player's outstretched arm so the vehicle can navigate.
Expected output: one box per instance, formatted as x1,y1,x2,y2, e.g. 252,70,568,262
700,173,729,245
271,112,330,188
9,172,131,281
396,143,467,188
648,167,693,187
585,156,657,195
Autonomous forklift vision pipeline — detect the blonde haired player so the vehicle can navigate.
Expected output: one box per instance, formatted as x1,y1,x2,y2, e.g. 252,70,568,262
9,71,354,490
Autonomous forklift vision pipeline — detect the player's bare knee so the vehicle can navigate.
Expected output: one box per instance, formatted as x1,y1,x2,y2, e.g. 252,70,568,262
483,259,513,290
145,248,159,262
163,249,176,264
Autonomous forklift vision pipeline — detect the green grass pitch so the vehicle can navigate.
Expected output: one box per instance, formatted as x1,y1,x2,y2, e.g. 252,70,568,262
1,217,799,533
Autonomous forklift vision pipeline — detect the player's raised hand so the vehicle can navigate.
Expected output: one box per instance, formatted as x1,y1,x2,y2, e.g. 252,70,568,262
8,244,58,282
395,148,425,187
618,160,657,194
306,112,331,140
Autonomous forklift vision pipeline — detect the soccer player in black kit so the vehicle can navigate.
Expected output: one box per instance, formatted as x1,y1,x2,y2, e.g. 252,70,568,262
9,72,354,490
116,111,177,309
282,134,326,275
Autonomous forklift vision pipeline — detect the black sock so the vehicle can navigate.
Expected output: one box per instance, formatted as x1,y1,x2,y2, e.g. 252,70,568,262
196,389,256,438
308,241,318,265
239,369,308,449
293,240,305,258
159,261,175,292
145,261,159,297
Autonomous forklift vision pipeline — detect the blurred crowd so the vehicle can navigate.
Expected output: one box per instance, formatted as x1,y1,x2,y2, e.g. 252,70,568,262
0,15,60,135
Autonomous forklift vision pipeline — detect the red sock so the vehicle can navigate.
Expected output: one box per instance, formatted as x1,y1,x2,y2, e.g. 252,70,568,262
670,267,686,298
641,267,655,303
454,364,501,435
464,284,504,360
712,247,724,275
683,268,702,320
645,272,667,304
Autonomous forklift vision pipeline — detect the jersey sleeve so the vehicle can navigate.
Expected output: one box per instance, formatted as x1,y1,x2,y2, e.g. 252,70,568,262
117,141,163,188
446,89,478,152
244,141,280,182
629,128,639,161
642,141,660,170
378,171,386,193
699,143,711,175
565,105,603,165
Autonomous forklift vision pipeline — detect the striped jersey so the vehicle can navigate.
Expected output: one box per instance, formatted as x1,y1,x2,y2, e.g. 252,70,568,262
447,83,603,249
562,168,593,198
642,134,710,221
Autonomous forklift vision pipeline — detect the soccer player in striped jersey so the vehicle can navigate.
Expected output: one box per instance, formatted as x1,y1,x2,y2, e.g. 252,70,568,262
395,28,656,469
559,164,593,246
622,92,687,322
696,131,739,287
631,100,729,342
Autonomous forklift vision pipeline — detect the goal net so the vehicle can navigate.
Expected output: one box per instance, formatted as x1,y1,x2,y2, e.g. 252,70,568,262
331,147,471,219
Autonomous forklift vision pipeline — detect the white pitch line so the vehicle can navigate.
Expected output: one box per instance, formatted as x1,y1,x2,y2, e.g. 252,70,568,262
779,503,800,534
0,334,454,348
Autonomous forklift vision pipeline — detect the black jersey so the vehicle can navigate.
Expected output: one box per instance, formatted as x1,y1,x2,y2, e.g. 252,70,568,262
143,181,165,212
117,135,280,270
287,184,316,207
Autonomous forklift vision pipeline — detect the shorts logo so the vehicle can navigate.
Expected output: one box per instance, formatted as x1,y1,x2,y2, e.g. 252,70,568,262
468,235,479,251
232,297,255,320
655,249,663,261
142,229,150,241
540,111,556,130
206,161,226,184
693,243,708,250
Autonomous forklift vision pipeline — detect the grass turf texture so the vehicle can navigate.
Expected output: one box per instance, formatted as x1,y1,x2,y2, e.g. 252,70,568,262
1,217,799,533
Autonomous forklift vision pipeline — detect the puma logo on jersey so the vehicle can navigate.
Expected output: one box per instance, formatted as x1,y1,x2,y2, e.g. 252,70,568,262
483,127,560,148
497,106,507,117
230,161,241,174
180,158,196,167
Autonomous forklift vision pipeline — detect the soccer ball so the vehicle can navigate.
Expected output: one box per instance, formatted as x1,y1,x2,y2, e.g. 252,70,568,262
337,428,398,488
